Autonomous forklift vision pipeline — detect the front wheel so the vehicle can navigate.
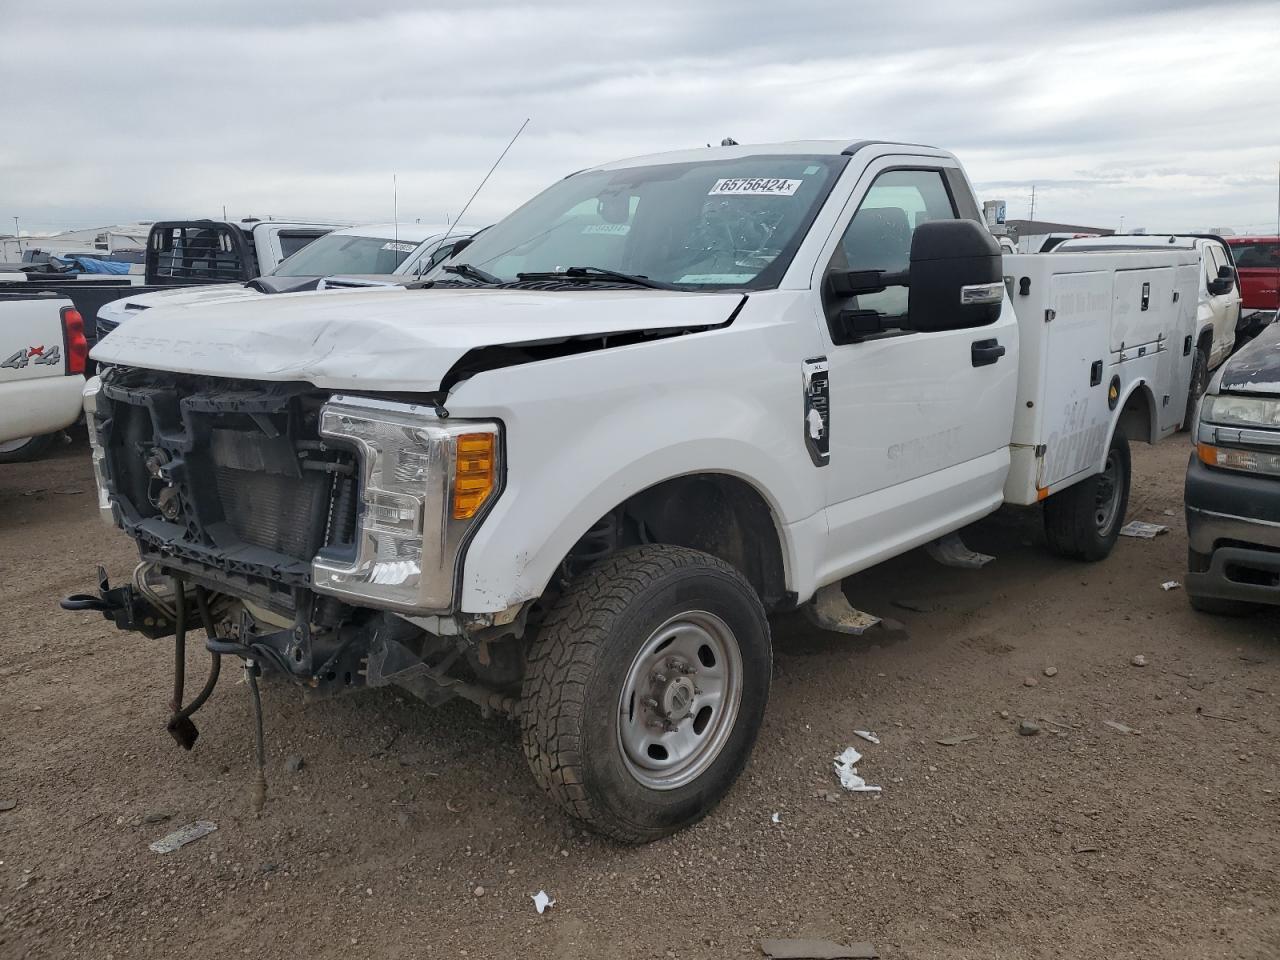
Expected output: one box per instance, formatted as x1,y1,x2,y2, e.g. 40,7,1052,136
520,544,771,843
1043,429,1131,561
0,433,58,464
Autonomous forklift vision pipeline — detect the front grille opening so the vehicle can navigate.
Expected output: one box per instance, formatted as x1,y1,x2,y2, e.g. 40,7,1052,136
1224,562,1280,588
100,371,360,597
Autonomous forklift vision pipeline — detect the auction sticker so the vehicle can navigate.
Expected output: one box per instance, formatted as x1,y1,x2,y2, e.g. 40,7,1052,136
708,178,802,196
381,241,417,253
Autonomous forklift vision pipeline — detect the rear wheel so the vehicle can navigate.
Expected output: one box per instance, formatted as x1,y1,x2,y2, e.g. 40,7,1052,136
1043,429,1131,561
1180,347,1208,433
520,544,771,843
0,433,58,464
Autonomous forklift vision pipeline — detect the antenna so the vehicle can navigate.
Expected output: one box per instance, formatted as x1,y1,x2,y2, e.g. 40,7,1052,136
393,173,399,245
1028,184,1037,223
420,118,530,275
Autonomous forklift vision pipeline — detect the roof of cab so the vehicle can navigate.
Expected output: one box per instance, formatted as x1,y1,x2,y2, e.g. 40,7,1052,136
328,223,458,243
582,139,950,174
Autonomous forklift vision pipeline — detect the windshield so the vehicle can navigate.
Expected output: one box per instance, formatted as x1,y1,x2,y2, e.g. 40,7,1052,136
271,234,420,277
433,153,846,289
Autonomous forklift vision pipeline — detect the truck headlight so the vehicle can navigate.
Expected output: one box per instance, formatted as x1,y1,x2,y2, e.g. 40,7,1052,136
1201,394,1280,428
311,396,501,612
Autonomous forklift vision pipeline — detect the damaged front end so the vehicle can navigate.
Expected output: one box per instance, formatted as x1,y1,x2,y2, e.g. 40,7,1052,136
64,365,513,800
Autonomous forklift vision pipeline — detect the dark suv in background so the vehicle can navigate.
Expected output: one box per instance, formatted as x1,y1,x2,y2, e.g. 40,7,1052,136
1186,320,1280,613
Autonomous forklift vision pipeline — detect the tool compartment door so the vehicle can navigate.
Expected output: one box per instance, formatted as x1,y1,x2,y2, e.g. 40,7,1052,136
1159,263,1201,434
1111,265,1175,353
1040,270,1113,488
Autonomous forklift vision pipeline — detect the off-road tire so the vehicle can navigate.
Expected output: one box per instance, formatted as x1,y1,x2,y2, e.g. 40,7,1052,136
0,433,58,464
520,544,771,844
1180,348,1208,433
1043,429,1131,562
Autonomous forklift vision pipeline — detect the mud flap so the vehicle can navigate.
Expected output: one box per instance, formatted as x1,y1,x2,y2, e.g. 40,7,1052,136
803,583,881,635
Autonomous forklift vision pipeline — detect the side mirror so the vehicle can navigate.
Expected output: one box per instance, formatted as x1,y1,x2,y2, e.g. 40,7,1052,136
1207,265,1235,296
906,219,1004,332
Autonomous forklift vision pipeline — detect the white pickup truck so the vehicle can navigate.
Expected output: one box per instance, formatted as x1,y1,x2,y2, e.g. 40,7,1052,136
74,140,1197,842
0,299,87,462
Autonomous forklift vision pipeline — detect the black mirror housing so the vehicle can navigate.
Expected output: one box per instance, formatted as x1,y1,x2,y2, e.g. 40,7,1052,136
906,220,1003,332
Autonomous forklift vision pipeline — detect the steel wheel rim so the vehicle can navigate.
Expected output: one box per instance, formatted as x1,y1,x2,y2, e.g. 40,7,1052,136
0,437,32,454
1094,451,1122,535
617,610,743,791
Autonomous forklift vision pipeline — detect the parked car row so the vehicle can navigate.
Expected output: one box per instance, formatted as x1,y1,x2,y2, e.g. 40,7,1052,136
93,222,475,337
0,218,343,343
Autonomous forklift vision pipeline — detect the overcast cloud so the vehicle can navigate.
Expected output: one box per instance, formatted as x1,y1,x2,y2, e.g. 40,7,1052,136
2,0,1277,235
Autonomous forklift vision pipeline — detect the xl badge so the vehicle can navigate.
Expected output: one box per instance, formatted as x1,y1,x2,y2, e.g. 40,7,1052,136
802,357,830,467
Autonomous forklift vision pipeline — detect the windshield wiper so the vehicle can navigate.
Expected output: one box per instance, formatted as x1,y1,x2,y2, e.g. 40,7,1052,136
441,262,502,285
515,266,678,290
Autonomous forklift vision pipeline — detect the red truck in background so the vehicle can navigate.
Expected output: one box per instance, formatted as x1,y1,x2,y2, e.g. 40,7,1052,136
1227,236,1280,342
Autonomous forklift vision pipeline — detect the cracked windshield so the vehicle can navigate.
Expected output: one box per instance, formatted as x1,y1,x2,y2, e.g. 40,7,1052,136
437,154,845,289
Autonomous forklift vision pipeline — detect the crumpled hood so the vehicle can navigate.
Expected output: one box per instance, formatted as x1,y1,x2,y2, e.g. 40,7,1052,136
1218,321,1280,393
91,287,744,392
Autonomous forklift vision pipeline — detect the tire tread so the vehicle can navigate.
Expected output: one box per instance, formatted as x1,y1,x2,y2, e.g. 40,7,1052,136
520,544,766,843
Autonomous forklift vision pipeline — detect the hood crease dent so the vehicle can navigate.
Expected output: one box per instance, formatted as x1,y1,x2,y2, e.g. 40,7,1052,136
91,288,746,393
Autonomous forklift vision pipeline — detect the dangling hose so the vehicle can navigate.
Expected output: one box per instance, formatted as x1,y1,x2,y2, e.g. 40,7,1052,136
245,658,267,816
170,576,186,713
165,581,222,748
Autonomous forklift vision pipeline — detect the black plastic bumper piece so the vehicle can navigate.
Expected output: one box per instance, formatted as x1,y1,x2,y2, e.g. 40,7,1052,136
1187,545,1280,606
59,565,176,639
1185,454,1280,605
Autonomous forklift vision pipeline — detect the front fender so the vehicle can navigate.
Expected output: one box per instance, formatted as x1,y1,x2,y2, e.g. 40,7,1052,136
443,300,826,612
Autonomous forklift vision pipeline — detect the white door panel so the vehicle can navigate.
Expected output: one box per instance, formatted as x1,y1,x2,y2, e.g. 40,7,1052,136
812,160,1019,581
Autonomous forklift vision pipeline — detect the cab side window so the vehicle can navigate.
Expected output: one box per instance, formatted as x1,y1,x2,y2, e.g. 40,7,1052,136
828,169,957,320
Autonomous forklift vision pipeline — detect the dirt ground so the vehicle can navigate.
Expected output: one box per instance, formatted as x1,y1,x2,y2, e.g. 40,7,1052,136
1,431,1277,960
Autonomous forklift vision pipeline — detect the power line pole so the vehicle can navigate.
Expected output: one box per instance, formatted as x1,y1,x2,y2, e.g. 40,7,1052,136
12,217,20,255
1028,185,1037,224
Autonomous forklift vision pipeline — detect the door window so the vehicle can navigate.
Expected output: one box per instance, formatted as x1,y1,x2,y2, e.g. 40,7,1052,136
828,169,957,320
1204,242,1229,288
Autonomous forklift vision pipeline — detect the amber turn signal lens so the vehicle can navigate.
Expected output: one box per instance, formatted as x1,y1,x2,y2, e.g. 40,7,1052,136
452,433,496,519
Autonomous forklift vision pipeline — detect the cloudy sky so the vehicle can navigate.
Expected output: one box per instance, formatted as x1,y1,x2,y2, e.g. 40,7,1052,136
2,0,1278,236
